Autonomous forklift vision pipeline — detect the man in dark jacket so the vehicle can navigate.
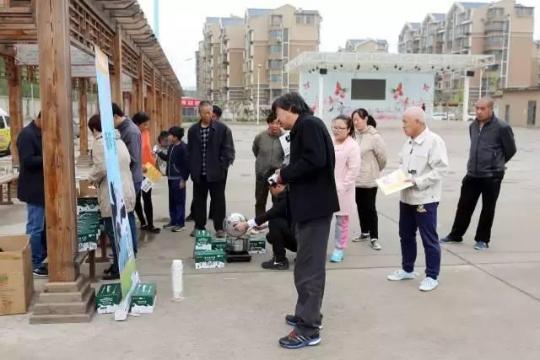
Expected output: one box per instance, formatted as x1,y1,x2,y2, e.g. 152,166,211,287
441,97,517,250
17,112,48,277
235,182,297,270
273,92,339,349
188,101,235,237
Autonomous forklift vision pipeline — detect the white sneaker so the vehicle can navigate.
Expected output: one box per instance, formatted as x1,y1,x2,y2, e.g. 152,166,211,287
352,233,370,242
419,277,439,292
370,238,382,250
387,269,418,281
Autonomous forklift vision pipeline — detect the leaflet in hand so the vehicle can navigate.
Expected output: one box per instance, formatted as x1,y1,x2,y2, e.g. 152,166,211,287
376,168,413,196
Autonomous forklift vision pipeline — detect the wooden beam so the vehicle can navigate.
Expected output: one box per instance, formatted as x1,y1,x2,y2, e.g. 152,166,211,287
111,26,123,105
5,51,22,166
137,52,144,111
36,0,78,283
78,78,89,158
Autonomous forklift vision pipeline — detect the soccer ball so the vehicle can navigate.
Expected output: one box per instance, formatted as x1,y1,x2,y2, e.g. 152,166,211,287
224,213,247,237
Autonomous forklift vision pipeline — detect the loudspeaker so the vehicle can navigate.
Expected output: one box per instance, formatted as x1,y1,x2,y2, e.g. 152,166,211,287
319,68,327,75
466,70,475,77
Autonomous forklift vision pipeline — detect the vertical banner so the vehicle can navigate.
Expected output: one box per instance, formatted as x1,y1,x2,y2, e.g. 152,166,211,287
95,47,139,319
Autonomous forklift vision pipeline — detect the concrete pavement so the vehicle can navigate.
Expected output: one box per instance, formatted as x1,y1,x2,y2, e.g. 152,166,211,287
1,120,539,359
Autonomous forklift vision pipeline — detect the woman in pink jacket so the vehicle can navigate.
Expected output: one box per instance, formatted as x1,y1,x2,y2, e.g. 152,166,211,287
330,115,361,262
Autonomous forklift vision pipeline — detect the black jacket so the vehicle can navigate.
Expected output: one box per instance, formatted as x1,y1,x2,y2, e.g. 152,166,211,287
17,121,45,206
158,142,190,181
254,190,288,226
187,120,235,183
467,115,517,178
280,113,339,223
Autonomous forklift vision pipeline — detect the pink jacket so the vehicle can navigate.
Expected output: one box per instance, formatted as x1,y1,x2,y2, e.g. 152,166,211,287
333,136,361,216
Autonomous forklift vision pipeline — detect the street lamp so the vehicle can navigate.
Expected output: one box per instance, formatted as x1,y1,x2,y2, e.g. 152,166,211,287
256,63,261,126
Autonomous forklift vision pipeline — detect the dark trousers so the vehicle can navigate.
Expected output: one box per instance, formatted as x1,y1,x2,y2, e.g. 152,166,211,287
399,202,440,279
104,210,137,275
255,179,270,218
134,188,154,228
449,175,502,243
355,187,379,238
293,216,331,336
267,217,297,261
193,177,226,231
168,179,186,227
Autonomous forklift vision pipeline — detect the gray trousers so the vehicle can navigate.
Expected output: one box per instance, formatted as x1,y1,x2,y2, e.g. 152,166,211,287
294,216,331,336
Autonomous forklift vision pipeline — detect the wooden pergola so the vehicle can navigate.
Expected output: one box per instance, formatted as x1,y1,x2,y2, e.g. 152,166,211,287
0,0,183,323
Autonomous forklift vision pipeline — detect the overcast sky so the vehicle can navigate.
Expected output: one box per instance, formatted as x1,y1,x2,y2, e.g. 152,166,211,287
138,0,540,90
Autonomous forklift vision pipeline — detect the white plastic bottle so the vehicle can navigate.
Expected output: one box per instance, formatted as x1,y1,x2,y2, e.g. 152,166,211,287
171,259,183,299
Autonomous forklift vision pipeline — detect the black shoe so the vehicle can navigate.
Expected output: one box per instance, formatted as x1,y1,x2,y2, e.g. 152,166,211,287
103,264,114,275
261,258,289,270
440,235,463,243
140,224,149,231
285,314,323,329
147,226,161,234
185,214,194,222
279,330,321,349
103,272,120,280
33,266,48,278
163,223,174,229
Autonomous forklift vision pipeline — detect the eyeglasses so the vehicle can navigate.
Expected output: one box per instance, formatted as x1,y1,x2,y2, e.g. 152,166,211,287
332,127,348,131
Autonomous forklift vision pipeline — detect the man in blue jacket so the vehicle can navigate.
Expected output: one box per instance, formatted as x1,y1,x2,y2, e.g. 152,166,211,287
441,97,517,250
17,112,48,277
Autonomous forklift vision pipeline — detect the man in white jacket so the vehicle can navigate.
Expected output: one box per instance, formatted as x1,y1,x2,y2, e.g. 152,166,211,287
387,107,449,292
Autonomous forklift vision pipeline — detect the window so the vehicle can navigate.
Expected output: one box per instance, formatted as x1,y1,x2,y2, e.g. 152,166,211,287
268,59,282,69
270,74,282,83
270,45,282,54
283,45,289,57
505,105,510,123
271,15,282,26
283,28,289,42
351,79,386,100
296,14,315,25
269,30,282,39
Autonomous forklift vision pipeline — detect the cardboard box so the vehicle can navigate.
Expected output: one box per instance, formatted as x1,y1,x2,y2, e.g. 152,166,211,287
194,249,226,269
130,283,156,314
0,235,34,315
96,283,122,314
211,238,227,251
194,230,213,251
78,180,98,198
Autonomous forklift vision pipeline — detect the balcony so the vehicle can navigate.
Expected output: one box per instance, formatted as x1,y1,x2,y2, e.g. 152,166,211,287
485,21,505,33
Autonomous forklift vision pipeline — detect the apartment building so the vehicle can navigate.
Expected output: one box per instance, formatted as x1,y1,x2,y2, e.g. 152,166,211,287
399,0,536,105
197,5,320,109
341,39,388,53
243,5,321,107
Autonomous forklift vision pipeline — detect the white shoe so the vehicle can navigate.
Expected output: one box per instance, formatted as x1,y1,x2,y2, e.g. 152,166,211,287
352,233,370,242
387,269,417,281
370,238,382,250
419,277,439,292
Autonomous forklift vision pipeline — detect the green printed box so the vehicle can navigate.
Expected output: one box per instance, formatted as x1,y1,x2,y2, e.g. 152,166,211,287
194,249,226,269
211,238,227,251
96,283,122,314
130,283,157,314
194,230,213,251
249,236,266,254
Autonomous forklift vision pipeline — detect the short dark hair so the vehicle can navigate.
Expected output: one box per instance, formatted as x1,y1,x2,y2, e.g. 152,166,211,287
266,111,277,124
158,130,169,142
212,105,222,119
112,103,124,117
88,114,102,133
199,100,212,109
168,126,184,140
333,115,355,137
367,115,377,128
132,112,150,125
271,92,313,116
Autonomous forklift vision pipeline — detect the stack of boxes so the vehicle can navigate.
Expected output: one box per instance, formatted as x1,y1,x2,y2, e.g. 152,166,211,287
77,198,101,252
193,230,226,269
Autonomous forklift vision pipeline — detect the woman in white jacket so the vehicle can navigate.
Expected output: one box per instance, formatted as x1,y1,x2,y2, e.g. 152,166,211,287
352,109,387,250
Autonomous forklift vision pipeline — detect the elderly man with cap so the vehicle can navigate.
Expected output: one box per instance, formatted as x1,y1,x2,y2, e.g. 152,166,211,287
387,106,449,292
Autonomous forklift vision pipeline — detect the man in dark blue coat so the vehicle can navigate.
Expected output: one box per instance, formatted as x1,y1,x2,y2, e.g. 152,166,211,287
187,101,235,237
17,112,48,277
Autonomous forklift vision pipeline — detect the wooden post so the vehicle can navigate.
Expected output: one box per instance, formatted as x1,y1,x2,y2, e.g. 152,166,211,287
111,27,123,105
32,0,94,324
5,52,23,166
131,78,139,117
78,78,89,158
161,80,166,133
137,54,145,112
149,69,157,142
